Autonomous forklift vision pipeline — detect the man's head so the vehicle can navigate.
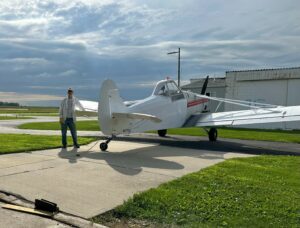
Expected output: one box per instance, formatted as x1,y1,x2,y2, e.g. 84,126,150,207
67,88,73,98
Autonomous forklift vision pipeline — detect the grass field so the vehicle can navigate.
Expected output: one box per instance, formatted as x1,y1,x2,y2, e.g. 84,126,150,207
165,127,300,143
0,134,96,154
19,120,300,143
0,107,97,117
0,107,58,113
93,155,300,227
0,116,32,120
19,120,100,131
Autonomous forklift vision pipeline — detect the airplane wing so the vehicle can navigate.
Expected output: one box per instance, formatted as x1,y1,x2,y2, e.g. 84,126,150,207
184,106,300,127
76,100,98,112
112,112,161,123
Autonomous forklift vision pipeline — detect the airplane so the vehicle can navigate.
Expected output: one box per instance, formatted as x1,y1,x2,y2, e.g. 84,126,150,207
77,77,300,151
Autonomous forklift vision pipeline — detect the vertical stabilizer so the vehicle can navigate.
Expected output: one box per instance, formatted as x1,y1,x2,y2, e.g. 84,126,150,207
98,79,127,135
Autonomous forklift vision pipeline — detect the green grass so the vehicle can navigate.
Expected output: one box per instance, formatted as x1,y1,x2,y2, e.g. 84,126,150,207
0,116,32,120
93,156,300,227
17,113,59,116
165,127,300,143
19,120,300,143
0,107,97,117
19,120,100,131
0,107,58,114
0,134,97,154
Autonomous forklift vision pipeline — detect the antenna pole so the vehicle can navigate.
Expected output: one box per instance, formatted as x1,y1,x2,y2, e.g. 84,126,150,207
178,47,181,87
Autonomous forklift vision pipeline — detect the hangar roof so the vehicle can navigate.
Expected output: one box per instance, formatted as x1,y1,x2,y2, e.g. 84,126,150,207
182,77,226,89
226,66,300,73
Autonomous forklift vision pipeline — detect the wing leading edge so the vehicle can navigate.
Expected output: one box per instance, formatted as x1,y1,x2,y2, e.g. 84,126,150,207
76,100,98,112
185,106,300,127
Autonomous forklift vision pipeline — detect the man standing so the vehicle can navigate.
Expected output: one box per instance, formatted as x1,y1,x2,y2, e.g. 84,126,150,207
59,88,83,149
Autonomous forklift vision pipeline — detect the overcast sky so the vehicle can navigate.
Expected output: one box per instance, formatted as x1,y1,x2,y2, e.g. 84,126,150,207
0,0,299,105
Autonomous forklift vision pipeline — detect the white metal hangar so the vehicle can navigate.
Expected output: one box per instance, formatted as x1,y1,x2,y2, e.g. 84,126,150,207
225,67,300,129
182,67,300,130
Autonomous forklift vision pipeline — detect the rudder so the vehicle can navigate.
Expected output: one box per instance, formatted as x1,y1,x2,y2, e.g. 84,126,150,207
98,79,127,135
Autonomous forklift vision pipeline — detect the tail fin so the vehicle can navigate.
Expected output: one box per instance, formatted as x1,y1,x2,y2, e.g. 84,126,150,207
98,79,127,135
99,79,162,135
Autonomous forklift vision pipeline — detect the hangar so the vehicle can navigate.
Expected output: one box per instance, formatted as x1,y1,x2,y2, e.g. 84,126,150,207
182,67,300,130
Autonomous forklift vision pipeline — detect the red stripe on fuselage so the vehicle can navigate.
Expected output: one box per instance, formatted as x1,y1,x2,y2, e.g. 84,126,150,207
187,98,209,107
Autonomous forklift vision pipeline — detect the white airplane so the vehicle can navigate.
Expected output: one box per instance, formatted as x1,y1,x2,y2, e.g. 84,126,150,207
77,77,300,151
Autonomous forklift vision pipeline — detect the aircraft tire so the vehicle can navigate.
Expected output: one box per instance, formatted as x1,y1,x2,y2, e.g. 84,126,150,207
208,128,218,141
158,129,167,137
100,142,108,151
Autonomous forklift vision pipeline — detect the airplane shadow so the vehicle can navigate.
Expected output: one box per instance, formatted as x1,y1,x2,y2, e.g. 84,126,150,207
58,135,299,176
114,135,300,156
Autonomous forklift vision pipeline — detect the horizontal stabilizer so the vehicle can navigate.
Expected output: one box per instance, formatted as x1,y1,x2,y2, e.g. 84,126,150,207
186,106,300,127
112,112,161,123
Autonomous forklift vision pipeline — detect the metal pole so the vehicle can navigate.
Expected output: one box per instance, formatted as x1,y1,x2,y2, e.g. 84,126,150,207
178,47,181,87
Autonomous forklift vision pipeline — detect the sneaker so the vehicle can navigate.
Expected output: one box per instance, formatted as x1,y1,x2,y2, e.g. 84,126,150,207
62,145,67,149
74,144,80,149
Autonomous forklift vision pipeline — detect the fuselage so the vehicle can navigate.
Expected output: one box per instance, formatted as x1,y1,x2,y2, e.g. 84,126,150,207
124,79,208,133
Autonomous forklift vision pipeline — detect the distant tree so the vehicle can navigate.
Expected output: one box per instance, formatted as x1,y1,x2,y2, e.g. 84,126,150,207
0,101,20,107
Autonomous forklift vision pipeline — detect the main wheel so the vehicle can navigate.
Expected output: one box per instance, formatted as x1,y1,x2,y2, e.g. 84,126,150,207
158,129,167,137
208,128,218,141
100,142,108,151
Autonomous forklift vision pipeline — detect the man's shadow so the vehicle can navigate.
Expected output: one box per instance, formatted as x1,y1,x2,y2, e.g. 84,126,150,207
58,147,79,164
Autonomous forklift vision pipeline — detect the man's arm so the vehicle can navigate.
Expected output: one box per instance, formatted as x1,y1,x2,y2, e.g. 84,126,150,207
59,100,64,124
74,97,85,111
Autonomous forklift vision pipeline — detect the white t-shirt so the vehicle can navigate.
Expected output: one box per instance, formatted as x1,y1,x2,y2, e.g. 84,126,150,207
66,98,74,118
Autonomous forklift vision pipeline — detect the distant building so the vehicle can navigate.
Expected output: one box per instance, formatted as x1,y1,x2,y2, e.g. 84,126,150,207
182,67,300,130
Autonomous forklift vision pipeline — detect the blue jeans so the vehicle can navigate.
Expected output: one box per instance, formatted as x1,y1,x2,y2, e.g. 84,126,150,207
61,118,78,146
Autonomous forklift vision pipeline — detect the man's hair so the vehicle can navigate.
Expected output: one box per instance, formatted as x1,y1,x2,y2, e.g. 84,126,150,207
67,88,73,92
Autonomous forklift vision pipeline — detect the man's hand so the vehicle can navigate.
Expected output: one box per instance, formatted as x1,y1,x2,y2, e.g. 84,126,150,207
59,117,64,124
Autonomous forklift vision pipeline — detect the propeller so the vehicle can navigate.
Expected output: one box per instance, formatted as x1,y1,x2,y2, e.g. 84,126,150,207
201,75,209,95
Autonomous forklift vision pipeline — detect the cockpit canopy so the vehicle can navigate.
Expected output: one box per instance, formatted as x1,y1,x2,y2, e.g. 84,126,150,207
152,80,182,97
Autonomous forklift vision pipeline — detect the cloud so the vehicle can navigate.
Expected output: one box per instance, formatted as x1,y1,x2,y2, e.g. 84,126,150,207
0,0,299,104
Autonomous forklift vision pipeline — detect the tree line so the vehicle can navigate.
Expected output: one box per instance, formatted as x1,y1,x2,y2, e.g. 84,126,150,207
0,101,20,107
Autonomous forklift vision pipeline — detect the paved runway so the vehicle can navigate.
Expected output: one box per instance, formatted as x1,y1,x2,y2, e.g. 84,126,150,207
0,133,299,219
0,116,100,136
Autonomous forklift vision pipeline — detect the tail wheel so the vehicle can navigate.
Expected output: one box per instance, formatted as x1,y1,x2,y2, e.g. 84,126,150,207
158,129,167,137
100,142,108,151
208,128,218,141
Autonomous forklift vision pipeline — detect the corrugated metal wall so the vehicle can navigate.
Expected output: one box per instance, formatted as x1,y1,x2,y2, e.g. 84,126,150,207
225,68,300,130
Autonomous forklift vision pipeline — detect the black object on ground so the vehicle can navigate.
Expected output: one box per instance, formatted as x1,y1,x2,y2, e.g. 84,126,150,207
35,199,59,213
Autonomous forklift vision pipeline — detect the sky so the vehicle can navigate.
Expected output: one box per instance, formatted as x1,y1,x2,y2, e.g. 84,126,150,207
0,0,299,106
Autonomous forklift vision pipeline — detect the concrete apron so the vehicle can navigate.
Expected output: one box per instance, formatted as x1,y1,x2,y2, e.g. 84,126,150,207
0,137,254,219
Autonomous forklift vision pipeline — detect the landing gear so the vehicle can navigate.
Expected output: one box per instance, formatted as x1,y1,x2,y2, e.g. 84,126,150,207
100,142,108,151
100,136,114,151
158,129,167,137
208,128,218,141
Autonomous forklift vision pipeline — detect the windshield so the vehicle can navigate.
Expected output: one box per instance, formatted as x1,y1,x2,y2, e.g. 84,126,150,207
166,81,180,95
153,80,182,96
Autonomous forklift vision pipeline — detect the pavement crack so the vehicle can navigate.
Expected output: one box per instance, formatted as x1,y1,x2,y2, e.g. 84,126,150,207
0,166,55,178
0,157,57,170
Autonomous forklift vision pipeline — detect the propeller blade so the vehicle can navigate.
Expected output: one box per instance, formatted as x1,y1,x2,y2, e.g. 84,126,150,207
201,75,209,95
